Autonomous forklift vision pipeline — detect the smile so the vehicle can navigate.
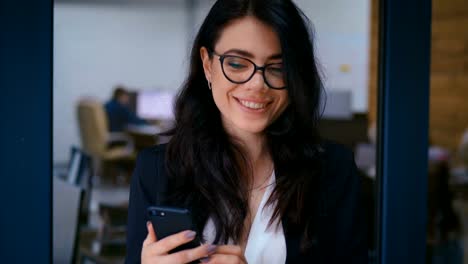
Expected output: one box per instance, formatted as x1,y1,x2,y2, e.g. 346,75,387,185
239,99,267,110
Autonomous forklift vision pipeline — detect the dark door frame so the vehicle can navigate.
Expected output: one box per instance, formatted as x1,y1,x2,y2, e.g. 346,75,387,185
376,0,431,263
0,0,53,262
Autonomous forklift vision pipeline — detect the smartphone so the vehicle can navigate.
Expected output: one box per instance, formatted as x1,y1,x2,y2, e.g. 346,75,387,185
147,206,202,253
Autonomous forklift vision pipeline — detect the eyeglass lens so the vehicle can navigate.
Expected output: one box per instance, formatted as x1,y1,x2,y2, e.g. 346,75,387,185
222,56,285,89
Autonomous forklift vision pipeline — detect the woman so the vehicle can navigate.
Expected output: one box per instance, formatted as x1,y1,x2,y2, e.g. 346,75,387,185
126,0,367,263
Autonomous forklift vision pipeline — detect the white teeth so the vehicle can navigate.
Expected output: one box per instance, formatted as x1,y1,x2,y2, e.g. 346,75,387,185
239,100,266,109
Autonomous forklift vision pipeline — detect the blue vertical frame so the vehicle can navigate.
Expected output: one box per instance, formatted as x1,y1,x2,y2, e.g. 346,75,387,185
376,0,431,263
0,0,52,262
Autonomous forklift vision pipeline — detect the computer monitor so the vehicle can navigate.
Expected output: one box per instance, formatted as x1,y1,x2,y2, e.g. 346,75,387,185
136,90,175,120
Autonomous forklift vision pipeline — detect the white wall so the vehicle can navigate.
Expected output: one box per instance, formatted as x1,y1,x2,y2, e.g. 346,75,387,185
53,0,370,163
53,3,190,163
296,0,370,113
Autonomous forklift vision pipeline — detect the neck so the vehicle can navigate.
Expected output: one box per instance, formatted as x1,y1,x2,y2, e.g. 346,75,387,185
222,124,272,187
224,125,268,163
240,134,272,189
243,133,268,163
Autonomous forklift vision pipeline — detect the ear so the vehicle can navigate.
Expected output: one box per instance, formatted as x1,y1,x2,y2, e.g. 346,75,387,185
200,46,213,82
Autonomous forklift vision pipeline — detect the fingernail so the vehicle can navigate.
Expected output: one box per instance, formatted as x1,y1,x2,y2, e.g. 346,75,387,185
185,230,196,239
146,221,150,228
207,244,217,255
200,257,210,263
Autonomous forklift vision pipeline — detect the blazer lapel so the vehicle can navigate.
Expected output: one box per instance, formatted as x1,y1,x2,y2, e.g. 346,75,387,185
282,216,302,263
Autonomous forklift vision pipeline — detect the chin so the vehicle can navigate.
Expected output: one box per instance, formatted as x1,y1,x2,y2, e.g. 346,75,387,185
235,120,269,135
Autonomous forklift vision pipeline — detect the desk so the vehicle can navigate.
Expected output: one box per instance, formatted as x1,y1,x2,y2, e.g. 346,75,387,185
126,125,171,152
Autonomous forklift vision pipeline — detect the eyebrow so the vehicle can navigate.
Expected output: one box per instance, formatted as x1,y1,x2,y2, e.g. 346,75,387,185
222,48,282,60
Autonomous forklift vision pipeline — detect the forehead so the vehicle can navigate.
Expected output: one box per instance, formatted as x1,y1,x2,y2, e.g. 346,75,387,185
214,16,281,61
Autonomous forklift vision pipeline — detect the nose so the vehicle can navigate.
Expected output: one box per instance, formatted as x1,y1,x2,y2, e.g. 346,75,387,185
246,70,267,91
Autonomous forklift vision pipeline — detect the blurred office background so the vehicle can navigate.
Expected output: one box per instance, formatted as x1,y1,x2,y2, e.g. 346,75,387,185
52,0,468,263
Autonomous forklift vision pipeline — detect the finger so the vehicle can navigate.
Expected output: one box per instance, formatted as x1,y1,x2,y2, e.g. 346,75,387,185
204,253,246,264
214,245,243,256
213,246,246,263
150,230,197,255
143,221,157,247
164,244,217,264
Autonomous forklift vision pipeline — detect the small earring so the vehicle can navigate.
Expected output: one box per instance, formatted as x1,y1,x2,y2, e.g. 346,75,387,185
207,81,212,90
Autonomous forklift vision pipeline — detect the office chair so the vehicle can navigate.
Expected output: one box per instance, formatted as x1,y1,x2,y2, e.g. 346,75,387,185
76,98,135,185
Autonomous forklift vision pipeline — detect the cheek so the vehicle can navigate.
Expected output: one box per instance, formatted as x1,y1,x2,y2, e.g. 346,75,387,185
211,83,234,112
210,63,224,83
275,92,289,113
212,88,226,108
211,72,236,105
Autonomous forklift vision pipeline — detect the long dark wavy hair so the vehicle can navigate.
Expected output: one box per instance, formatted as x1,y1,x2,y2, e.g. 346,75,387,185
164,0,324,249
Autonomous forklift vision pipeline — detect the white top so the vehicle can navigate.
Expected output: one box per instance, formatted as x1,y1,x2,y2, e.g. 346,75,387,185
203,171,287,264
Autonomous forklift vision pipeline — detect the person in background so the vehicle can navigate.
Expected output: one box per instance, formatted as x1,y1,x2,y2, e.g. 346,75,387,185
427,137,463,264
427,160,463,264
104,86,147,132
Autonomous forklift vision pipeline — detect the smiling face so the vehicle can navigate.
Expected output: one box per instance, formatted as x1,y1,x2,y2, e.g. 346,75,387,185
200,16,289,138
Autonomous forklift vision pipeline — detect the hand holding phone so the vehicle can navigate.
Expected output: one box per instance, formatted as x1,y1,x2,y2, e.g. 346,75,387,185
147,206,201,251
141,206,216,264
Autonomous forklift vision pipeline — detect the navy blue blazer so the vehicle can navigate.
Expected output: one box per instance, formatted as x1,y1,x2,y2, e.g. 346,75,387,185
125,143,367,263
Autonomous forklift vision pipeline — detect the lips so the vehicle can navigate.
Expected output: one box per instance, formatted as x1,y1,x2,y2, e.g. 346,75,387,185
239,100,266,109
234,96,271,111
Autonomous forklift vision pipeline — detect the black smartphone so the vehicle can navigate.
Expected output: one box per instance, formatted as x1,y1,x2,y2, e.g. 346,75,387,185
147,206,202,253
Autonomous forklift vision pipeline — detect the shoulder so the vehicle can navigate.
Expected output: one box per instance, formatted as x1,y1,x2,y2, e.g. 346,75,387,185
131,144,168,200
104,100,121,113
317,141,367,261
319,141,360,211
134,144,168,175
320,141,355,178
320,141,355,180
104,100,112,109
125,144,168,263
321,141,354,168
136,143,167,162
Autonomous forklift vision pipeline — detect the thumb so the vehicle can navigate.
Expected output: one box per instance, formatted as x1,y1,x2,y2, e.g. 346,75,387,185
143,221,157,247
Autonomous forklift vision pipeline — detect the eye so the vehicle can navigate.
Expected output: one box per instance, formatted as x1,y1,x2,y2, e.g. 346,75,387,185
224,56,250,71
267,65,284,77
228,62,247,69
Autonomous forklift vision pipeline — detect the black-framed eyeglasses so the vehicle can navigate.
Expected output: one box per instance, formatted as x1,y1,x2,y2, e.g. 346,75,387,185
211,50,286,90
